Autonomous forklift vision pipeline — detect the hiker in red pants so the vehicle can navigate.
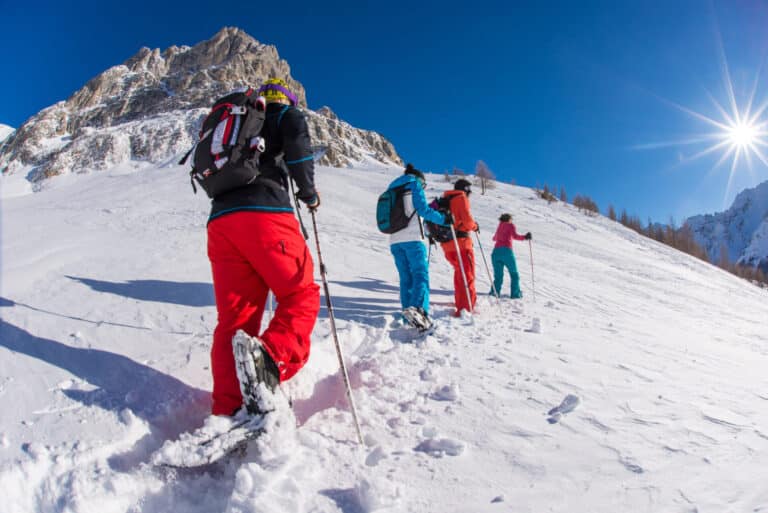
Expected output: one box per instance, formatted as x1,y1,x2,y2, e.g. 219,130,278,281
206,78,320,416
440,179,479,316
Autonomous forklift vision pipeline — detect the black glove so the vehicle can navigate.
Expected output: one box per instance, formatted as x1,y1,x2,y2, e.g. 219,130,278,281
304,192,320,211
525,232,532,240
443,211,453,225
474,223,480,233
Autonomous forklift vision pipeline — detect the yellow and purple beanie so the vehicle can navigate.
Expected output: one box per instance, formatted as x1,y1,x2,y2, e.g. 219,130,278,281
257,78,298,105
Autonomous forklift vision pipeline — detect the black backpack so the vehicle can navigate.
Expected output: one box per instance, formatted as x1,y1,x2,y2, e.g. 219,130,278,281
424,196,454,243
181,88,266,198
376,184,415,234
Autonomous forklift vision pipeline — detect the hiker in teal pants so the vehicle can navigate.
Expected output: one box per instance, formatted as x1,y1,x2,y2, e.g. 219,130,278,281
491,213,531,299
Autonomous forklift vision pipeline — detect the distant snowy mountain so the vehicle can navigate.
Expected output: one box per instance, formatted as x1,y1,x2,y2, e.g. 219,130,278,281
0,124,13,143
686,180,768,272
0,27,401,185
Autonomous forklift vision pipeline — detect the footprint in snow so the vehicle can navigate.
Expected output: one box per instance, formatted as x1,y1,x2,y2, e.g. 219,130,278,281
430,384,459,402
365,446,387,467
419,367,437,382
414,438,465,457
525,317,541,333
619,456,644,474
547,394,580,424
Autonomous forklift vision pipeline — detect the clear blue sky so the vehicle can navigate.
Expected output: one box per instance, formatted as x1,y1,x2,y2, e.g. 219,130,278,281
3,0,768,222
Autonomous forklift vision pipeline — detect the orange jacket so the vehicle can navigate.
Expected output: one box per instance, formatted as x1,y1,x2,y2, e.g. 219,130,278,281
440,190,478,252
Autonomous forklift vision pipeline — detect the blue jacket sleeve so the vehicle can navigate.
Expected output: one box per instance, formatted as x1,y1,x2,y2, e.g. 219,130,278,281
409,181,446,225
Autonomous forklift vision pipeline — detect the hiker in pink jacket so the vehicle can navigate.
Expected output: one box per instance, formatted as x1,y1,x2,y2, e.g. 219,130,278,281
491,213,531,299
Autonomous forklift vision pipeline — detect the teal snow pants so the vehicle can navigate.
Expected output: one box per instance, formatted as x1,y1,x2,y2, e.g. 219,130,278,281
391,241,431,313
491,247,522,299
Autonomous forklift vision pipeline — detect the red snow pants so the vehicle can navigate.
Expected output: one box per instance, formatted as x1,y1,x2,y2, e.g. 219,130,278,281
444,246,477,313
207,211,320,415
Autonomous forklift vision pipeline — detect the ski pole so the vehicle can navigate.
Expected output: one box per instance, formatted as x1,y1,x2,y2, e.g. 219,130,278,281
450,225,473,314
528,239,536,302
288,175,310,241
261,291,274,333
474,231,503,312
309,209,364,445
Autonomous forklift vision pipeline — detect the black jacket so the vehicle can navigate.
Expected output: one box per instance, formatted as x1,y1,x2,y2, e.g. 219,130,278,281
208,103,317,222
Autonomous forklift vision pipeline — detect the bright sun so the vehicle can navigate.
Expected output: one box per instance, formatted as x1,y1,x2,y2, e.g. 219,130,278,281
634,27,768,210
637,46,768,208
727,121,759,147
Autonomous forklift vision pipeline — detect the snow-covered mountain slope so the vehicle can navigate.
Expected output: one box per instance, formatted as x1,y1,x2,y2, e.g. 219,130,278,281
2,163,767,513
687,180,768,272
0,124,13,143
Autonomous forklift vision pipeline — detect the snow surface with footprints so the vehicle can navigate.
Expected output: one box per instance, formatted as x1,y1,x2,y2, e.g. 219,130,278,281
1,160,768,512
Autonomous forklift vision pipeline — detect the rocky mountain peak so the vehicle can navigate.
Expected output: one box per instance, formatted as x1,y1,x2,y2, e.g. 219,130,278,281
0,28,401,183
687,180,768,273
317,106,339,120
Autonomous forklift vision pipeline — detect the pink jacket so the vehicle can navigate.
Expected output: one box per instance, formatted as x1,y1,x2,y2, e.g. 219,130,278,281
493,222,526,249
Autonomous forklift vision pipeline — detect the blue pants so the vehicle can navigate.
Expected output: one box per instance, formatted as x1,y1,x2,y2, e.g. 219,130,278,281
391,241,431,313
491,247,522,298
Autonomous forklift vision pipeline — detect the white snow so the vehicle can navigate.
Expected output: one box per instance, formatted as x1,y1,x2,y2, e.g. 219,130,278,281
0,124,13,143
2,162,768,512
742,219,768,268
0,170,33,198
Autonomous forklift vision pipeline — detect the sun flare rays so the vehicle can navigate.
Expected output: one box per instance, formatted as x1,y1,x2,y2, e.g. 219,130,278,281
636,25,768,208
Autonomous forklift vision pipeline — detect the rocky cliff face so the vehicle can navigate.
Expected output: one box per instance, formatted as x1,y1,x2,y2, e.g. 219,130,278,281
687,180,768,273
0,27,401,183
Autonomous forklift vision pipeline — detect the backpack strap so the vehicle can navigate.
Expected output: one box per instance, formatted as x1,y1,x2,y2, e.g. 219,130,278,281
405,183,419,222
277,105,291,127
179,145,194,165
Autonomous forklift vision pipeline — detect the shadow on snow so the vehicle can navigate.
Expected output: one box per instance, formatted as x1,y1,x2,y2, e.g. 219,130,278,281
320,276,453,324
0,319,209,461
66,275,215,307
0,296,199,336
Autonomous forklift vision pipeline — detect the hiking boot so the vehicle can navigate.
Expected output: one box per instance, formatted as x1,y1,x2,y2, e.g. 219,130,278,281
417,307,434,332
232,330,280,416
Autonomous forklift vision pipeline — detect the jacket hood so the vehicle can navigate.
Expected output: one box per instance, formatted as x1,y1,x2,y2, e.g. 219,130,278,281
389,173,418,189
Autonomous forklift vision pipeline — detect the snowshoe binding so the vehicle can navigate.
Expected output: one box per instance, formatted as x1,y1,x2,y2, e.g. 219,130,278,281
402,307,434,333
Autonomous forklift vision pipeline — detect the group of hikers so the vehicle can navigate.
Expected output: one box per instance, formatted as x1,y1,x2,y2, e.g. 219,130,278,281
193,78,532,418
381,164,532,333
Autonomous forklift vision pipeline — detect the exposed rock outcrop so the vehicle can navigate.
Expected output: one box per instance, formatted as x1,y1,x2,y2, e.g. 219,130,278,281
0,27,401,182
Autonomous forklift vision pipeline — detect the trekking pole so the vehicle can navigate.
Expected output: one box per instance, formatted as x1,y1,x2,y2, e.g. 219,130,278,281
528,239,536,302
309,209,364,445
474,231,503,312
449,225,473,314
261,291,274,333
288,176,310,241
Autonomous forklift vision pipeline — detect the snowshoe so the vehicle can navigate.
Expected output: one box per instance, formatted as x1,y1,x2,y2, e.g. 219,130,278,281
152,409,268,468
232,330,280,415
402,307,434,333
